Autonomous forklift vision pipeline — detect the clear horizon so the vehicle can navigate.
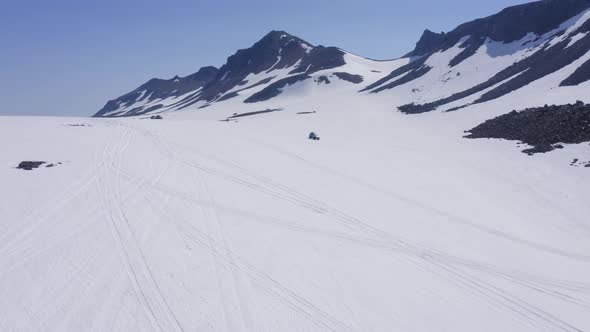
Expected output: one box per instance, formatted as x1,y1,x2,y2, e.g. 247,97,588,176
1,0,530,117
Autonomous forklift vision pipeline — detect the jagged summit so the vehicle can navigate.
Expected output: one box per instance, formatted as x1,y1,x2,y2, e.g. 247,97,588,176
407,0,590,57
258,30,313,46
406,29,446,57
184,66,219,81
216,30,313,78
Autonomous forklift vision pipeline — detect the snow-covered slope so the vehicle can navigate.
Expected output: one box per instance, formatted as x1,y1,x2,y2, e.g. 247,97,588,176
95,0,590,118
387,0,590,113
2,105,590,331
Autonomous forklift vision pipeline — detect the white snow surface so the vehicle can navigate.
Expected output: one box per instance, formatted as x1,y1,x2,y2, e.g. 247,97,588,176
1,95,590,331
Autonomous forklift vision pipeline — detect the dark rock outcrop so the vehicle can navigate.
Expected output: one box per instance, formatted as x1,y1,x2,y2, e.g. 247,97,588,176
288,46,346,75
316,76,331,84
193,31,315,104
333,72,364,84
227,109,282,119
17,161,46,170
406,0,590,60
244,74,310,103
405,29,446,57
465,101,590,154
362,56,430,93
560,56,590,86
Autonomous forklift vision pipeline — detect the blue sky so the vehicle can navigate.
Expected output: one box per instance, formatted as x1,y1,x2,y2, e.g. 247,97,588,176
0,0,530,116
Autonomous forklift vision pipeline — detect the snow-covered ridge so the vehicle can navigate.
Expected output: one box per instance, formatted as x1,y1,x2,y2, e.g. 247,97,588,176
94,31,355,117
95,0,590,118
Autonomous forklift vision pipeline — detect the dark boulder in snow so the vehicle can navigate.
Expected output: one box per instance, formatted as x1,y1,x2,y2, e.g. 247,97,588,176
333,72,364,84
17,161,46,170
316,76,331,84
227,109,281,119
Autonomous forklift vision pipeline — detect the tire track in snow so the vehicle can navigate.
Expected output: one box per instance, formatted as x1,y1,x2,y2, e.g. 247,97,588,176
148,175,579,331
0,124,128,280
251,139,590,263
137,124,588,331
0,132,166,277
146,181,590,308
188,162,243,332
136,123,344,331
97,127,162,332
0,131,114,264
97,124,183,332
159,140,590,289
129,126,351,332
143,190,353,332
197,170,254,332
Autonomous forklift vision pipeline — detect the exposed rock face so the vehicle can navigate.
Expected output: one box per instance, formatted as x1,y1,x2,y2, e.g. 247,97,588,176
94,31,346,116
222,31,311,76
465,101,590,154
94,66,219,117
366,0,590,114
288,46,345,75
560,55,590,86
244,74,310,103
406,0,590,58
362,56,431,93
397,14,590,114
405,29,446,57
194,31,316,104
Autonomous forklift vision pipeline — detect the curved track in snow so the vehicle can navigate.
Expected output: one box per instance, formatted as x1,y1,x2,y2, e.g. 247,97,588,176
1,113,589,331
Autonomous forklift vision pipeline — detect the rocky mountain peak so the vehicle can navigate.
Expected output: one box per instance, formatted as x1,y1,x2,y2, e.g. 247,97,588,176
217,30,314,79
406,29,447,57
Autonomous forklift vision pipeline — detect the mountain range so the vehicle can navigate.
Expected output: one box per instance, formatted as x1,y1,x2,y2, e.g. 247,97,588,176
94,0,590,118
